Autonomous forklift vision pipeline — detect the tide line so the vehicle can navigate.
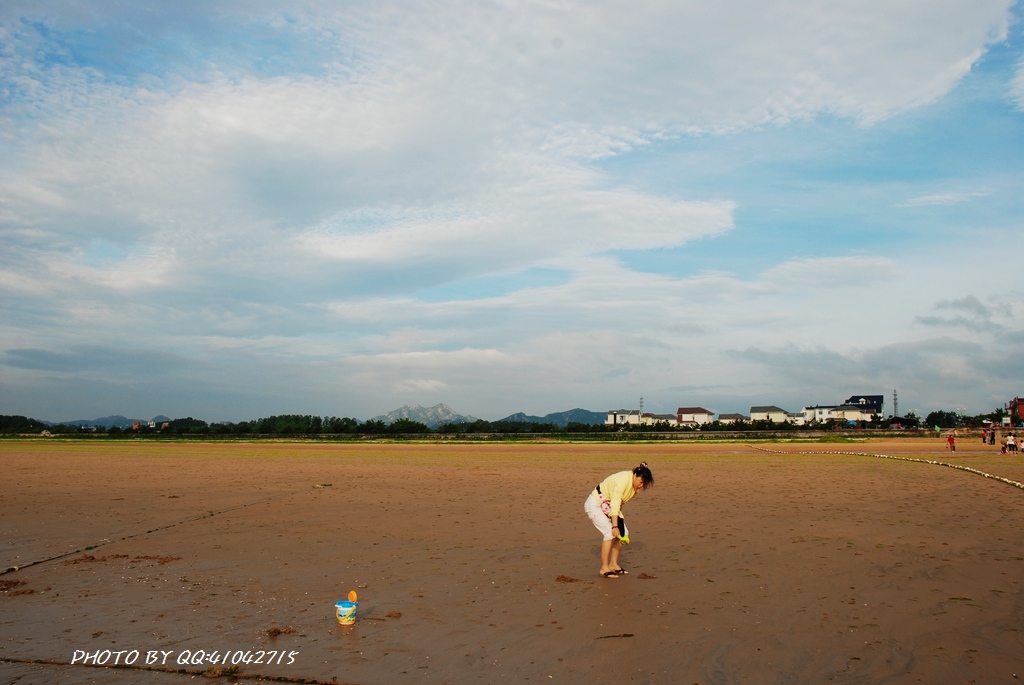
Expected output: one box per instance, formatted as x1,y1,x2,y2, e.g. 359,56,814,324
748,445,1024,491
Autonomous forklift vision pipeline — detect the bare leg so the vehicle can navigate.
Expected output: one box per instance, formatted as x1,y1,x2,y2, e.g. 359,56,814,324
600,537,623,576
609,539,622,570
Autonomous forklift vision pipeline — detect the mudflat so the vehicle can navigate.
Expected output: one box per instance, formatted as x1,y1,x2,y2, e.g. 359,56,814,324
1,438,1023,684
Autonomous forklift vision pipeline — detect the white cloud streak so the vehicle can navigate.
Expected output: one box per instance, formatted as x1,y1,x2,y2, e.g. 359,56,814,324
896,191,989,207
1011,53,1024,109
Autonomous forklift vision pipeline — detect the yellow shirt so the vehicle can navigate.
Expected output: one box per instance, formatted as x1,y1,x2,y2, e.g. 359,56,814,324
592,471,637,518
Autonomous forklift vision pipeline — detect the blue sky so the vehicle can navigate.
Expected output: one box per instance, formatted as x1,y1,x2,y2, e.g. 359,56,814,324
1,1,1023,423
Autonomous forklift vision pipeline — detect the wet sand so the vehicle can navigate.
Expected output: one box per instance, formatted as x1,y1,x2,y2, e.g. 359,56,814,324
1,438,1023,684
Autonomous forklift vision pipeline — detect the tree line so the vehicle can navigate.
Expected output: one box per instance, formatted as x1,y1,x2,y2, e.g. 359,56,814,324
4,413,660,436
921,408,1009,429
1,406,1013,437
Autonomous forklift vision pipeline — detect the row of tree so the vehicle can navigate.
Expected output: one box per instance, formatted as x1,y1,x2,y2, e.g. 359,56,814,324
1,407,1012,437
922,408,1009,429
0,415,50,434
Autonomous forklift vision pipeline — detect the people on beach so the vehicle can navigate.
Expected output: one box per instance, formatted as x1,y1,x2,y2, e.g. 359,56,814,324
982,429,987,444
947,434,956,452
584,462,654,579
1008,434,1018,454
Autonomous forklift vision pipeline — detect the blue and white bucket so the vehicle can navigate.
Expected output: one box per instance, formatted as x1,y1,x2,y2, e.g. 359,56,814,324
335,600,358,625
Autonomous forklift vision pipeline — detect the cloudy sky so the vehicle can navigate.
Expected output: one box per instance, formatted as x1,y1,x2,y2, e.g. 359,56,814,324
2,1,1023,423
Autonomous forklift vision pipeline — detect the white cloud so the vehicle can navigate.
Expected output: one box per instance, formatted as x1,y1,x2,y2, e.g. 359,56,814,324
394,378,449,394
351,348,510,367
1,1,1021,421
896,191,989,207
341,1,1012,132
62,247,178,291
760,256,898,288
1011,53,1024,109
302,178,735,270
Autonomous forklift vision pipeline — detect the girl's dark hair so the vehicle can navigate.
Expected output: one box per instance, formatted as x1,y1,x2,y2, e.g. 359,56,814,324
633,462,653,490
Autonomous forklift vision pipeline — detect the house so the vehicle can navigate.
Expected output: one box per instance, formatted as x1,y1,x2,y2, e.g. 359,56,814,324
1007,397,1024,424
844,395,884,414
606,410,677,427
786,411,807,426
676,407,714,426
717,413,749,425
804,396,882,424
889,415,919,429
644,413,679,427
834,403,878,422
749,405,792,423
606,409,642,426
803,405,838,423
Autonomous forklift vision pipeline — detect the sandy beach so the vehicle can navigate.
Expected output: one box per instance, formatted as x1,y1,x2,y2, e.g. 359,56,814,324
2,438,1023,684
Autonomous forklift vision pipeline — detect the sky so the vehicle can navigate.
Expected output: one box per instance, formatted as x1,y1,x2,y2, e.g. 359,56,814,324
1,1,1023,423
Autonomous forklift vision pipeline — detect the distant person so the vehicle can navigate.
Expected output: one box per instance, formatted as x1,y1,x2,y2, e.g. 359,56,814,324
990,430,996,445
982,429,988,444
947,434,956,452
585,463,654,578
1008,434,1018,454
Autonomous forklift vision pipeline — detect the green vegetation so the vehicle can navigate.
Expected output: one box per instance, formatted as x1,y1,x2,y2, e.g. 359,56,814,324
924,407,1008,429
0,415,50,433
3,405,1010,441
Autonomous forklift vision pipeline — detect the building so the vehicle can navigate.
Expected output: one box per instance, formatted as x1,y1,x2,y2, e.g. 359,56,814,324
833,403,878,423
843,395,884,414
676,407,714,426
749,405,792,423
803,405,838,423
804,395,883,424
644,413,679,427
606,410,678,427
1007,397,1024,424
786,411,807,426
606,409,642,426
717,413,749,425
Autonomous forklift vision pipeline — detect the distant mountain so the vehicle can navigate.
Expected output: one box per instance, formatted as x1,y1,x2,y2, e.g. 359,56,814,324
370,404,477,428
58,415,134,429
57,414,171,429
498,408,606,427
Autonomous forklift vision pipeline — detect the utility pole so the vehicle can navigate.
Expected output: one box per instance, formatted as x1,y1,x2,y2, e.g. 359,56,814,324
893,389,898,418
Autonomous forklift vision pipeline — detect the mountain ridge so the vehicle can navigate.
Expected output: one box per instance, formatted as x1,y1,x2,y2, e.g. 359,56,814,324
30,407,608,430
54,414,171,429
497,408,605,426
370,403,477,428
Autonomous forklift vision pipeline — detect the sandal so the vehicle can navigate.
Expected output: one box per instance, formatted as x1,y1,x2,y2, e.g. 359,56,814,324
611,567,629,575
600,570,620,578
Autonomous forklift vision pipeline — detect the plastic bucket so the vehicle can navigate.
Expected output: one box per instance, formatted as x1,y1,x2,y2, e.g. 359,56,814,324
335,600,358,625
